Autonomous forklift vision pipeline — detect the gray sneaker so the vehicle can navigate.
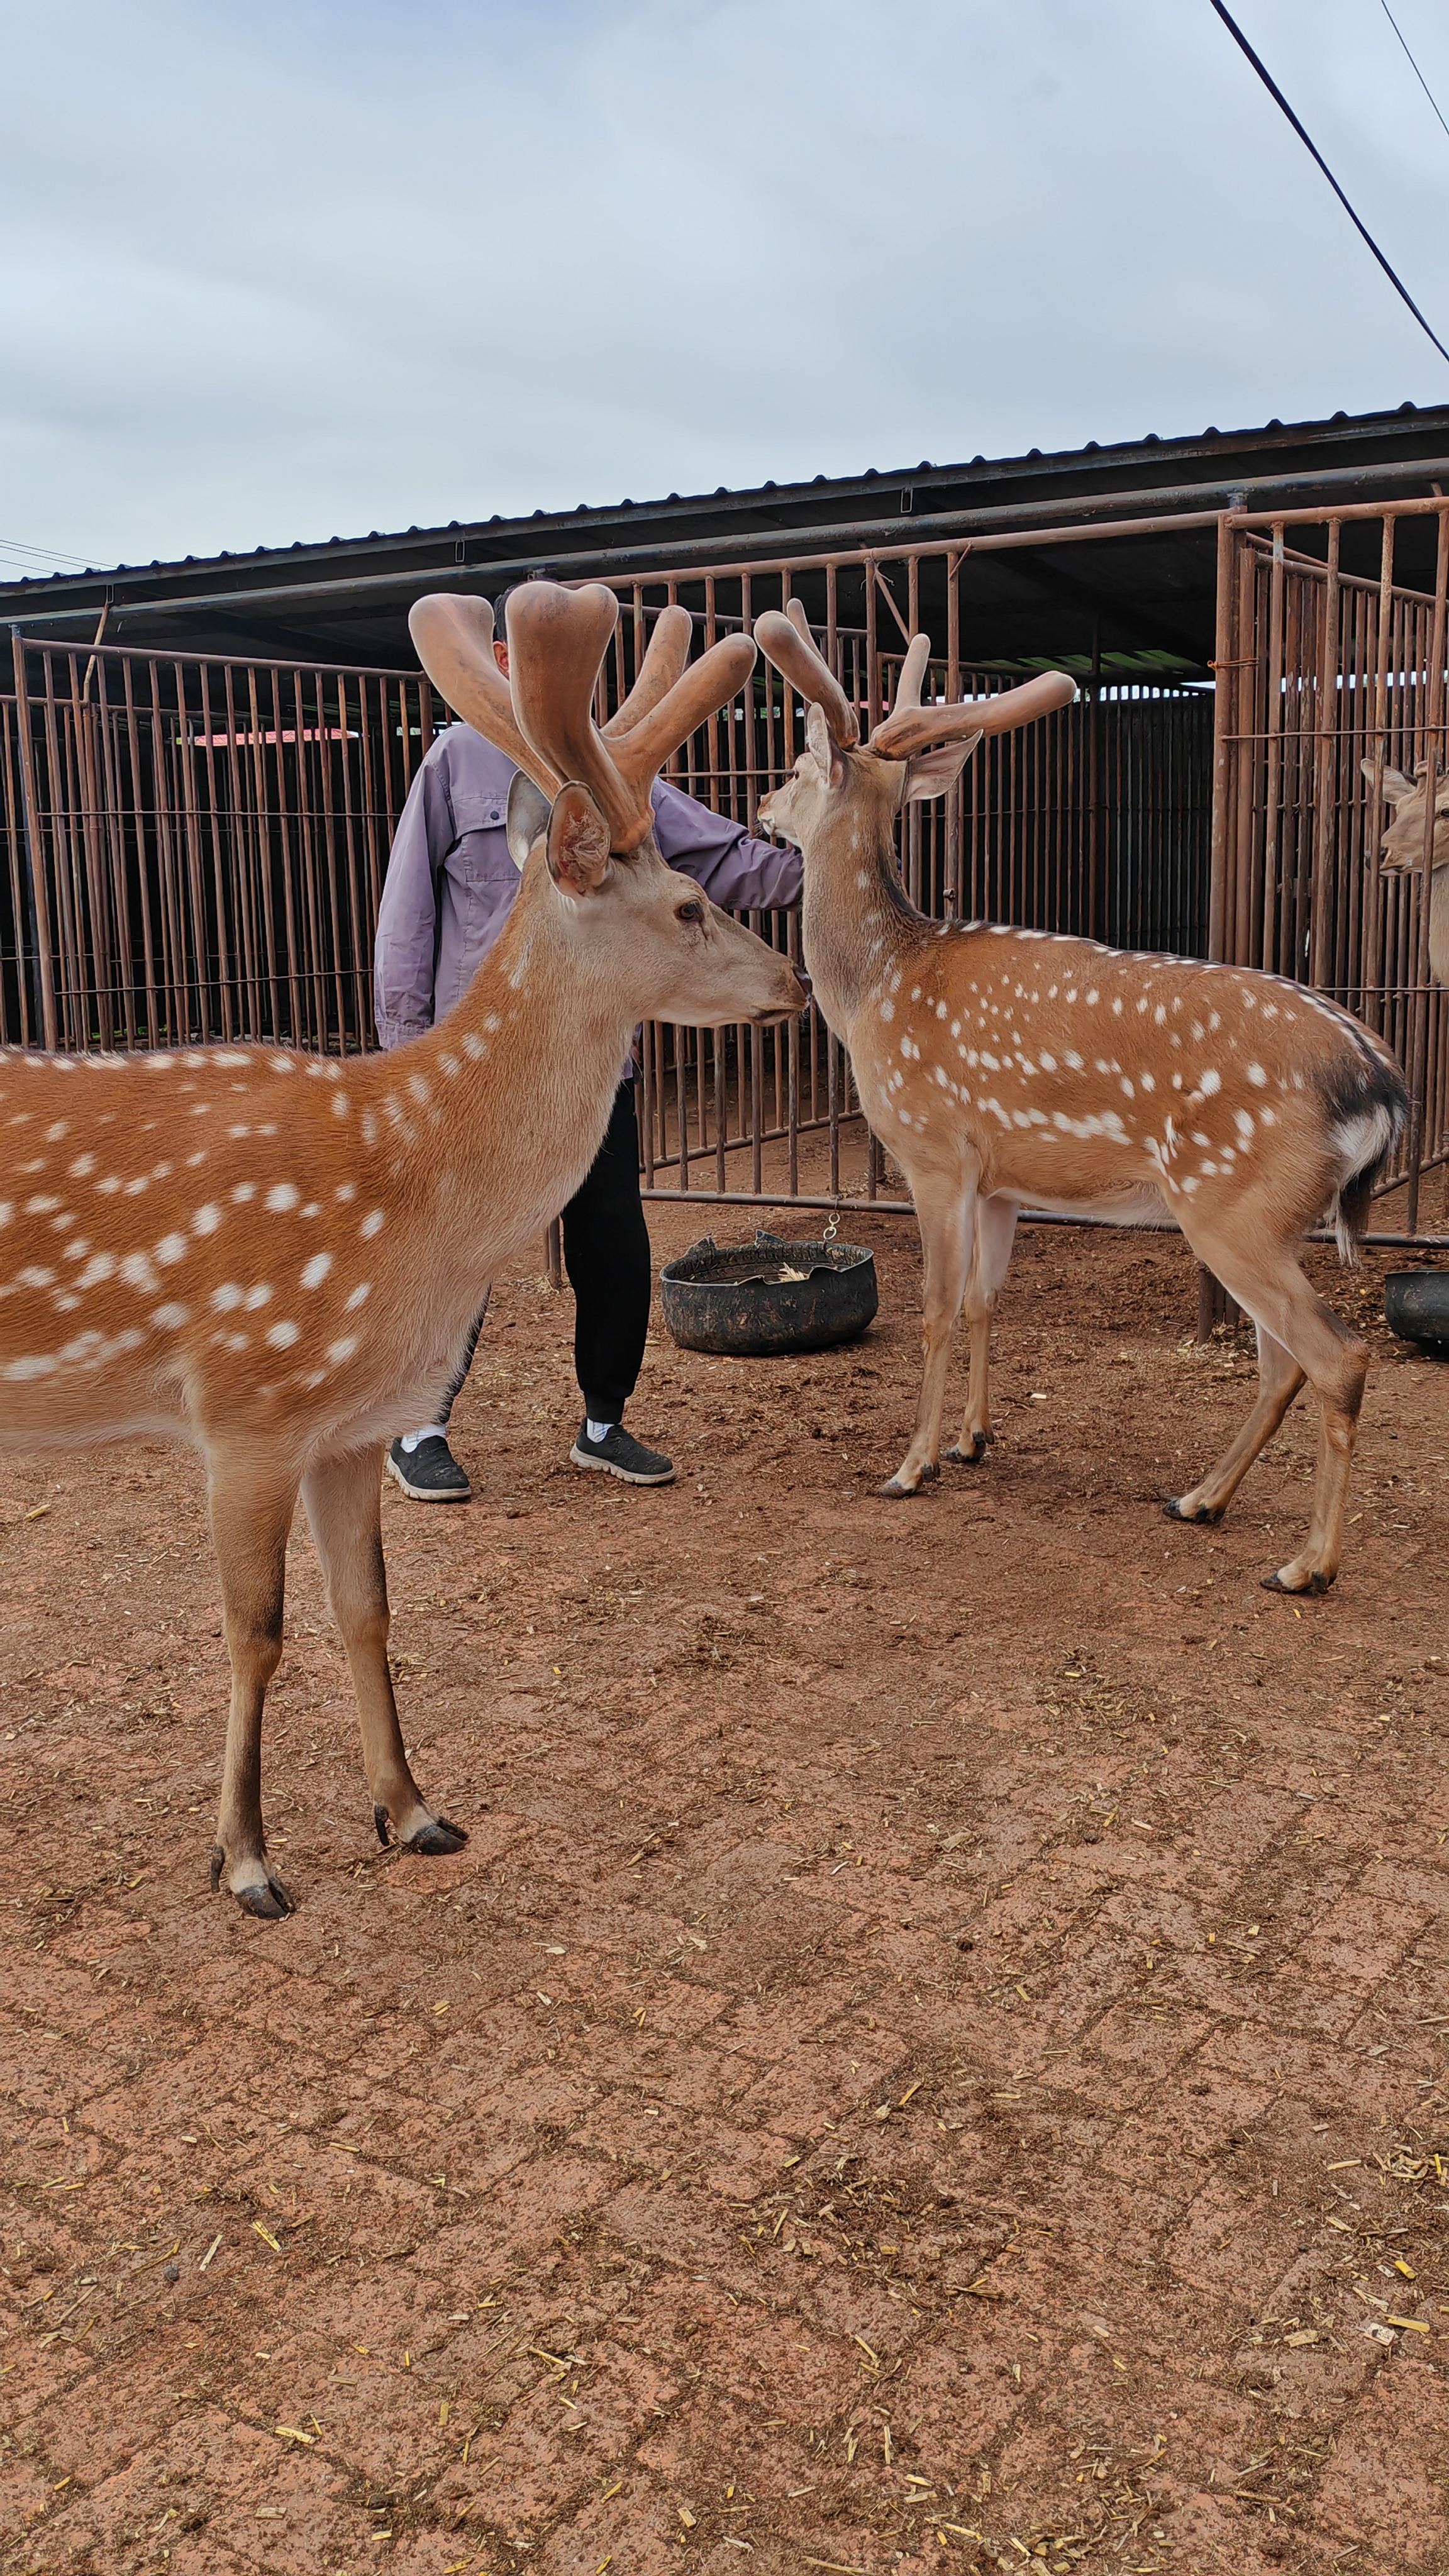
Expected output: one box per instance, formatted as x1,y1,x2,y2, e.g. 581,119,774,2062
386,1435,472,1502
569,1423,675,1485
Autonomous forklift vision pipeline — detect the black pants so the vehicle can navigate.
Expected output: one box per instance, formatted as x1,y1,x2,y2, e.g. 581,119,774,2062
439,1080,651,1429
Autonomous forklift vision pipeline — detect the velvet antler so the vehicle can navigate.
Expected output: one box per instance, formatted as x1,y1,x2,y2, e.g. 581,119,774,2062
754,603,1077,760
407,594,560,797
508,582,756,852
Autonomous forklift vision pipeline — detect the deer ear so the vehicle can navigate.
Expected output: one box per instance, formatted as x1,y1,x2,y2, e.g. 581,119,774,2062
506,772,552,870
1363,758,1415,806
546,782,613,897
806,699,848,786
903,736,980,802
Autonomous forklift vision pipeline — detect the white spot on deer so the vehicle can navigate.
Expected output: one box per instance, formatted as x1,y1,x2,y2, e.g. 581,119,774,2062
265,1319,300,1350
1038,1052,1057,1072
76,1252,114,1289
23,1195,61,1215
184,1151,208,1167
62,1236,90,1262
1260,1105,1276,1126
213,1282,245,1312
1199,1070,1221,1097
1121,1077,1135,1098
244,1284,273,1311
936,1001,948,1019
155,1233,188,1267
228,1123,252,1139
270,1054,293,1074
301,1201,321,1219
1112,996,1123,1015
344,1282,371,1311
265,1182,299,1214
300,1252,332,1291
119,1253,158,1293
332,1093,350,1118
1247,1063,1267,1087
1085,989,1099,1006
327,1334,359,1367
1180,1175,1200,1194
192,1204,221,1236
1235,1109,1255,1141
462,1031,485,1060
4,1355,57,1380
1140,1072,1155,1092
16,1264,56,1289
0,1204,11,1228
152,1302,189,1331
1063,1051,1083,1071
223,1332,248,1353
360,1209,384,1240
879,999,894,1023
232,1182,256,1203
408,1074,431,1106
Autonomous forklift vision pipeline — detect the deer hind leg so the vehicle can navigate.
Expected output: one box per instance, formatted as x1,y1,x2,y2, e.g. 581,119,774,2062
882,1176,975,1498
945,1196,1018,1467
302,1445,467,1858
208,1463,299,1919
1172,1236,1369,1594
1165,1321,1304,1528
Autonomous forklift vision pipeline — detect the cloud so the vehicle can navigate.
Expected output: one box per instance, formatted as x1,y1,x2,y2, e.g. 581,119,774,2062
2,0,1446,572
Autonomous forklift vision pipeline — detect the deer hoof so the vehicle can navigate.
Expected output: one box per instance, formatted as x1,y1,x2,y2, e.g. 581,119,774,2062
374,1803,392,1848
1164,1496,1222,1526
1262,1567,1334,1597
943,1439,989,1467
879,1463,938,1499
404,1816,469,1858
235,1874,294,1921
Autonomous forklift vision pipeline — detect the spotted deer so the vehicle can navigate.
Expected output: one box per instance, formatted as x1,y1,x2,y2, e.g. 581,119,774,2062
753,602,1408,1594
0,583,804,1913
1364,758,1449,985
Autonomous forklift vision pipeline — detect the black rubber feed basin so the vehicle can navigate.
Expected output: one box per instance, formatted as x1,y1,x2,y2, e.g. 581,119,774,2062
660,1231,878,1357
1384,1269,1449,1351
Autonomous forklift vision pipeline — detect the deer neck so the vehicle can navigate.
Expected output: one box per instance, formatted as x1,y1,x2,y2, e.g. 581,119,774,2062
799,789,927,1040
379,855,633,1269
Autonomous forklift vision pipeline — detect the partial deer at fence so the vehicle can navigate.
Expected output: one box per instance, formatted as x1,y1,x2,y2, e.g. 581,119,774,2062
1365,760,1449,986
0,584,804,1914
754,602,1407,1596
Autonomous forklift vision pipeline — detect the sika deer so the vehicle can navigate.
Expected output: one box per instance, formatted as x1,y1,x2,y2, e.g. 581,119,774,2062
0,584,804,1913
755,603,1407,1594
1364,758,1449,985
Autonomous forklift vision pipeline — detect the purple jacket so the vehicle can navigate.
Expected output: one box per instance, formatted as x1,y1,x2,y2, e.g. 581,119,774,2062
374,724,801,1049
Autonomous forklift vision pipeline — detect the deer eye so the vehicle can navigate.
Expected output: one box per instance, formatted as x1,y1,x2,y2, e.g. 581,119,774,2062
677,899,705,927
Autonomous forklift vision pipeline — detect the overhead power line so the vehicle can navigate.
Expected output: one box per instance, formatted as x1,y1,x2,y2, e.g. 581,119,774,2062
1379,0,1449,148
1207,0,1449,369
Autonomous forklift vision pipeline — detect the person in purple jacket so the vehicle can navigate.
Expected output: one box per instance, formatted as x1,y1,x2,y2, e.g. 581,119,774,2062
374,580,802,1502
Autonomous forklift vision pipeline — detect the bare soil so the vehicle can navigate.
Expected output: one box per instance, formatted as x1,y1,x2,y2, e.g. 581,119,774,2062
3,1194,1448,2576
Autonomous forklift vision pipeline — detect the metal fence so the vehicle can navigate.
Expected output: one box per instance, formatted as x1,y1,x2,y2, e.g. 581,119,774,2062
3,631,433,1055
1210,499,1448,1236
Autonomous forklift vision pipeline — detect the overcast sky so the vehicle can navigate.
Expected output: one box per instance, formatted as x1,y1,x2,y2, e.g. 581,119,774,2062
4,0,1448,580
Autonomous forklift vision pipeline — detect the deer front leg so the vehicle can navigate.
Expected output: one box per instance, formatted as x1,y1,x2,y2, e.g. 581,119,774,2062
882,1174,975,1498
208,1462,300,1919
945,1195,1018,1466
301,1445,467,1857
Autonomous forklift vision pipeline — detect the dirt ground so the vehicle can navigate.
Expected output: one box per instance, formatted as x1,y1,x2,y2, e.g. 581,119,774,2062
3,1189,1449,2576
